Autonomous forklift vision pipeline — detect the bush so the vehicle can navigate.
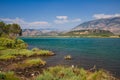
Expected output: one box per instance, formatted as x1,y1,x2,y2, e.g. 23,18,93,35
0,38,27,49
15,39,28,49
36,66,116,80
0,38,15,48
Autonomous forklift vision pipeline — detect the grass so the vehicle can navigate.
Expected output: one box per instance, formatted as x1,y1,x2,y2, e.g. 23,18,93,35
0,54,16,60
13,58,46,69
32,48,55,56
17,49,34,57
36,66,116,80
0,71,20,80
0,48,54,60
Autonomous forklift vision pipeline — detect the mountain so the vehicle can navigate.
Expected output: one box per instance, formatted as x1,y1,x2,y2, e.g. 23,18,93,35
72,17,120,34
62,29,114,37
22,29,59,36
22,17,120,37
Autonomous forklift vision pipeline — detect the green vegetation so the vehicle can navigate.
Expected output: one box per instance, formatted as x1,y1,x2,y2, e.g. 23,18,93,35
13,58,46,69
0,54,16,60
0,37,28,50
0,21,118,80
0,48,54,60
0,21,22,38
0,71,20,80
36,66,116,80
62,29,114,37
32,48,55,56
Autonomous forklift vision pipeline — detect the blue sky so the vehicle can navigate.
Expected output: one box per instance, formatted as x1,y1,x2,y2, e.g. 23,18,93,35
0,0,120,31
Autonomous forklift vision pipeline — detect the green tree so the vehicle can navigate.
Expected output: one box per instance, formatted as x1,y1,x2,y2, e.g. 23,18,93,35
0,21,5,36
0,21,22,38
9,24,21,37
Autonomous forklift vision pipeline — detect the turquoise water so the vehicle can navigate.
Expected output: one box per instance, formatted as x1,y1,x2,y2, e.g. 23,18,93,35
22,38,120,77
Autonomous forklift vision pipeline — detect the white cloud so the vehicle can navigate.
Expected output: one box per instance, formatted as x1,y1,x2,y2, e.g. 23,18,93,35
56,16,68,20
71,18,81,22
93,14,120,19
0,17,26,24
29,21,50,26
54,16,81,24
0,17,50,28
54,19,69,24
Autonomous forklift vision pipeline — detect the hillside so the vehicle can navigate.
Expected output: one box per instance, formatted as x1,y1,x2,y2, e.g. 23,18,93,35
72,17,120,34
22,29,59,36
62,29,114,37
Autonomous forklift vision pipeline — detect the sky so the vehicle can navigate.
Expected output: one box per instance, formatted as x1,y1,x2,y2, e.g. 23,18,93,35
0,0,120,31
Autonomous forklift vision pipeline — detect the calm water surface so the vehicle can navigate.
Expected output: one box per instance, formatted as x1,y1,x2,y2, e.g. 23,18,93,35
22,38,120,77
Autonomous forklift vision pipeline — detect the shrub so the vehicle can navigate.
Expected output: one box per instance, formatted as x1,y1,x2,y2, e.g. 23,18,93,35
0,38,27,49
36,66,116,80
0,38,15,48
15,39,28,49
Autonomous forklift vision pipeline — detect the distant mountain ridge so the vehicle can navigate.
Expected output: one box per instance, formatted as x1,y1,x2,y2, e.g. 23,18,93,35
22,29,59,36
22,17,120,37
72,17,120,34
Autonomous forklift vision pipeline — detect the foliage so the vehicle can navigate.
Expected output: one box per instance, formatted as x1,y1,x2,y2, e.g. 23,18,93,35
0,71,20,80
0,38,15,48
36,66,116,80
0,38,27,49
0,21,22,38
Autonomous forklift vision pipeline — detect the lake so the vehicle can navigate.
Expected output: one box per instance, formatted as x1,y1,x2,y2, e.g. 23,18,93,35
22,38,120,78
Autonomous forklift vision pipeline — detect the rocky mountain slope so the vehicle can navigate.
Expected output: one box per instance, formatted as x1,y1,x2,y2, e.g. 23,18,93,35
72,17,120,34
22,29,59,36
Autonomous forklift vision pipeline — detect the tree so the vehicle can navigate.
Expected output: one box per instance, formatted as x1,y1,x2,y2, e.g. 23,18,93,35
0,21,5,36
0,21,22,38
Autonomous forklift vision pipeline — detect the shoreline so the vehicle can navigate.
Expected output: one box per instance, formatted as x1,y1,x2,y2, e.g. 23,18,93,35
20,35,120,38
0,37,120,80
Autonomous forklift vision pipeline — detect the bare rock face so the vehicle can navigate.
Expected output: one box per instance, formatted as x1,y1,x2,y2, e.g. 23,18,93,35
72,17,120,34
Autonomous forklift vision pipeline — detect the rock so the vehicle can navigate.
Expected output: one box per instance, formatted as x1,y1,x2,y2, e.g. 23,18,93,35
64,55,72,60
31,73,34,76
